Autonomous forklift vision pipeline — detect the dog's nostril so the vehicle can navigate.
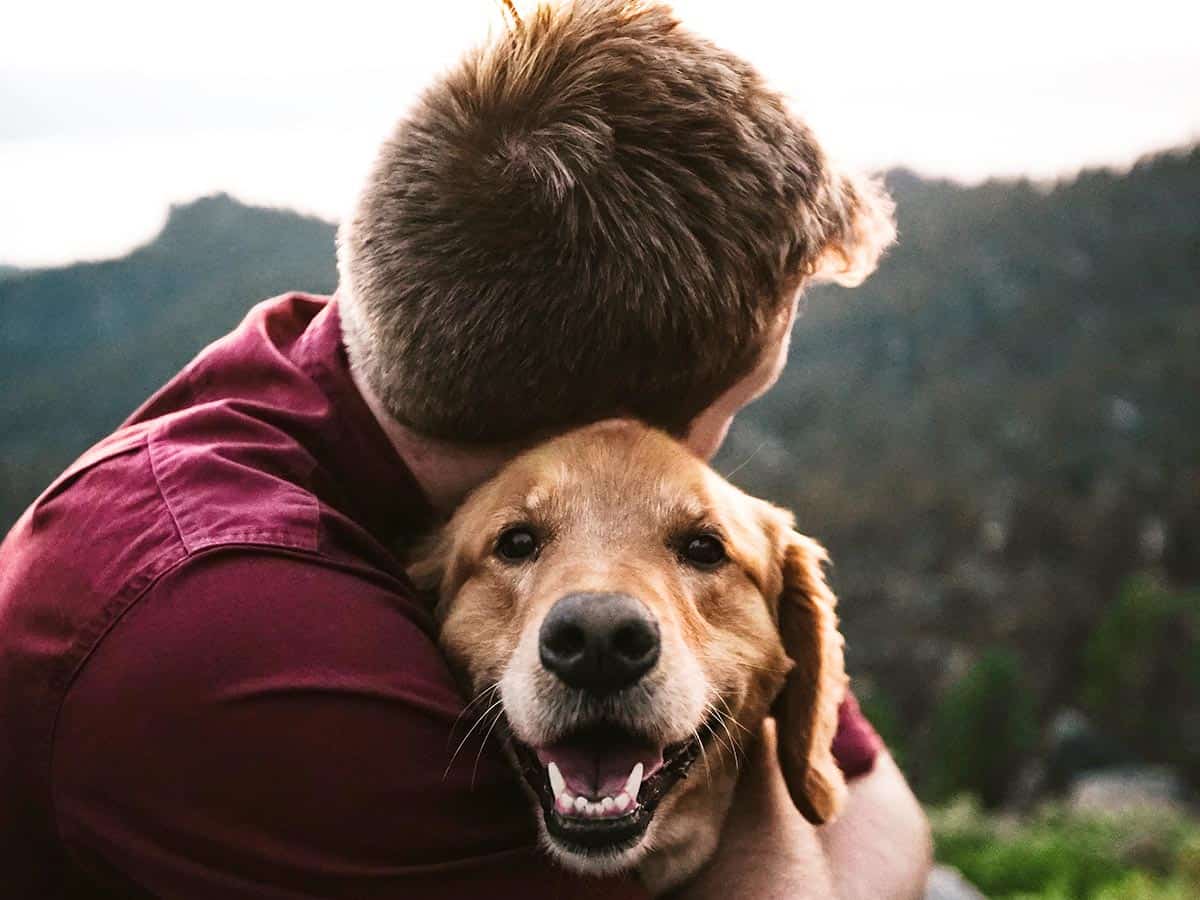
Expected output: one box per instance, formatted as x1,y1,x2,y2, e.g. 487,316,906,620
539,592,660,695
612,622,655,662
544,623,587,660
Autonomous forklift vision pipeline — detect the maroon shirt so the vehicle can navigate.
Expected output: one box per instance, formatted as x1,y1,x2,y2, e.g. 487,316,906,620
0,293,879,898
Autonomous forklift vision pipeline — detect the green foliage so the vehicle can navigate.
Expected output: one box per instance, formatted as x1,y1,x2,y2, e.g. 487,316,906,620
1082,574,1200,782
1092,873,1198,900
853,682,910,769
926,649,1037,807
931,800,1200,900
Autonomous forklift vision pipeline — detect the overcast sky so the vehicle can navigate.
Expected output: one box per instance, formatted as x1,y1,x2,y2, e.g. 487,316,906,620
2,0,1198,267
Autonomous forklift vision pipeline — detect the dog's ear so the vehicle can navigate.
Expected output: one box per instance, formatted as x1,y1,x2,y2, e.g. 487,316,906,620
773,534,848,824
808,169,896,288
405,529,453,613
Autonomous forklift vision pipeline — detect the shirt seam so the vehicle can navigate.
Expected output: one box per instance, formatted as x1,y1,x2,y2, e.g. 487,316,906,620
47,540,188,860
146,424,322,557
145,427,188,551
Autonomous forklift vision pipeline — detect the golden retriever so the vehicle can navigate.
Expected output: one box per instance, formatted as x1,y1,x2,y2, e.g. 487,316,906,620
410,419,847,893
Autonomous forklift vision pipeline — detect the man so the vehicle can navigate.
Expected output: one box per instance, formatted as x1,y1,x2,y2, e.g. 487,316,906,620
0,2,930,897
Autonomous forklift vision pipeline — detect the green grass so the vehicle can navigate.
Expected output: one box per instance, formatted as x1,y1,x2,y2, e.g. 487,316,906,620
930,799,1200,899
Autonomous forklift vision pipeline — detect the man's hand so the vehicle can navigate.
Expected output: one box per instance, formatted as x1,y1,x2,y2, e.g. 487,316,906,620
676,719,932,900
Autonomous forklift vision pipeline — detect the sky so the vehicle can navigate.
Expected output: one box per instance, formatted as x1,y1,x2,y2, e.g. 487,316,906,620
2,0,1198,267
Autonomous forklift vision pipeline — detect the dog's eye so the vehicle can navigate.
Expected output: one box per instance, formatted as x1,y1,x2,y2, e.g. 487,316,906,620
495,527,538,562
680,533,727,569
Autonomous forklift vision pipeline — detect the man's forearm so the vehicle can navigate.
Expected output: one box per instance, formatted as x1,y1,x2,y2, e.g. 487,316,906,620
675,785,836,900
673,719,837,899
820,752,933,900
675,723,931,900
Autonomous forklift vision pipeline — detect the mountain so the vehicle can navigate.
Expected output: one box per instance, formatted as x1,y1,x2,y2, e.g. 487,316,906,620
0,194,337,528
3,149,1198,801
713,147,1200,791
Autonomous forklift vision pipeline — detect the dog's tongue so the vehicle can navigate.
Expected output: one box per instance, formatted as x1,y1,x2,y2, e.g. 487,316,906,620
535,733,663,799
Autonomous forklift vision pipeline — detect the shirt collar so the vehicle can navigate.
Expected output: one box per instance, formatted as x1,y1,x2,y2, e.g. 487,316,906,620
298,296,434,549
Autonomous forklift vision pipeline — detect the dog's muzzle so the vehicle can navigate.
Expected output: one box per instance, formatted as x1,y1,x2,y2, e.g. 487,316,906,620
504,592,712,858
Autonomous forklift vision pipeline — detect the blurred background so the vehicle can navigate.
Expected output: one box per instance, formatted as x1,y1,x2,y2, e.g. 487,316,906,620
3,2,1199,896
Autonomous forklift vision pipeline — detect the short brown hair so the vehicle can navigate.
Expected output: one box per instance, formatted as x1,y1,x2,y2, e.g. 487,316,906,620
338,0,894,443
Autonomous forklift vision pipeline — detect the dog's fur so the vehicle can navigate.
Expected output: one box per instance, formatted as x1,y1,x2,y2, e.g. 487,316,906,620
411,420,847,893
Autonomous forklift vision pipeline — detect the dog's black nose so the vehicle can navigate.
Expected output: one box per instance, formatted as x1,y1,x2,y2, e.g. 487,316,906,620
539,592,660,695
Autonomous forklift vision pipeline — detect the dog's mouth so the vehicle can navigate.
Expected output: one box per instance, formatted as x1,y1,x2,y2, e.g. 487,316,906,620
509,717,714,857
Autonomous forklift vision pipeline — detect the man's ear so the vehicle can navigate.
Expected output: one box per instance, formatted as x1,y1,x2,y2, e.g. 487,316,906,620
772,534,849,824
808,169,897,287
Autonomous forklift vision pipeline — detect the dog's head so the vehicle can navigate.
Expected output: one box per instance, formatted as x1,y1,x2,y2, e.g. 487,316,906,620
411,420,846,883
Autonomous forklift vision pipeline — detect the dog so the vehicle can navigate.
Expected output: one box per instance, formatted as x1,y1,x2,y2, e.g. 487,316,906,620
410,419,848,893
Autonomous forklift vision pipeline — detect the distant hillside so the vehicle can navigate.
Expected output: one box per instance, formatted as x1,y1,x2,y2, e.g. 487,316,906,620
714,146,1200,790
2,150,1198,801
0,194,337,526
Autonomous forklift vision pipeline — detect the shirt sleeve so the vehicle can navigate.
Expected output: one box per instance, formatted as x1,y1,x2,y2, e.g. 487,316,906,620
832,691,883,779
53,549,648,900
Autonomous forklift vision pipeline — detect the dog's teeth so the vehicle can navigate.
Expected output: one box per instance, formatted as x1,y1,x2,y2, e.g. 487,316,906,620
547,762,566,797
624,762,644,801
553,786,632,818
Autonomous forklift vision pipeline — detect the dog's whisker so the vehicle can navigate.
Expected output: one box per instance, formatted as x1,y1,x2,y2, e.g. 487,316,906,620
448,681,501,743
711,727,737,771
443,695,506,780
716,714,743,771
722,439,768,480
715,695,753,736
693,724,713,786
727,660,792,675
470,703,507,790
716,709,746,767
724,718,752,737
704,701,744,771
447,686,499,748
701,703,728,766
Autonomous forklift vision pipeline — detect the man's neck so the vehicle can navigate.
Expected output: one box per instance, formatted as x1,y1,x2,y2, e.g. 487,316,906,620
351,368,525,518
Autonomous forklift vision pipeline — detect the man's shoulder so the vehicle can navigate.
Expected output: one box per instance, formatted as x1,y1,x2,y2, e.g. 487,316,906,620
3,287,425,620
3,422,183,604
144,399,322,556
8,398,323,573
123,292,335,555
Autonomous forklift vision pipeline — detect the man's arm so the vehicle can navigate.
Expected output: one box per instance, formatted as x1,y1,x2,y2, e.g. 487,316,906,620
677,719,931,900
820,751,933,900
53,549,647,899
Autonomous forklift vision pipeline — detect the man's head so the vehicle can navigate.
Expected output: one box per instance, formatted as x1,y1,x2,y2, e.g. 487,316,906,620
338,0,894,449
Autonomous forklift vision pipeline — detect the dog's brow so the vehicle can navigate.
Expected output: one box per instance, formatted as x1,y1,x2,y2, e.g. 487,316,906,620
523,487,548,512
491,506,534,529
669,494,709,525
